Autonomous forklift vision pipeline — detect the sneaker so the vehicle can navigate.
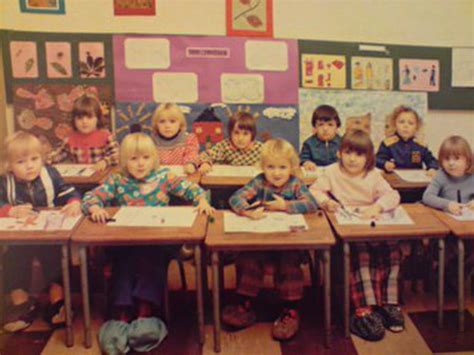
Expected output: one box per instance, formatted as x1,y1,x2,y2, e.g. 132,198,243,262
222,301,256,329
376,304,405,333
350,308,385,341
3,299,38,333
272,309,300,341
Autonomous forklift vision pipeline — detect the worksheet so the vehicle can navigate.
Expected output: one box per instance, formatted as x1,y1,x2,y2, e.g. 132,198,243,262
448,208,474,221
0,211,81,231
224,211,308,233
107,206,197,227
335,206,414,225
206,165,260,177
394,169,431,183
55,164,95,177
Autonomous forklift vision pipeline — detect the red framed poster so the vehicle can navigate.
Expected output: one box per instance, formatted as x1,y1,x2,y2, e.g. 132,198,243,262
226,0,273,38
114,0,156,16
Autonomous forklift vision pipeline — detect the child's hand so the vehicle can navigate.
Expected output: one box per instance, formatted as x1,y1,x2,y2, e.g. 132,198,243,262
264,194,287,212
195,197,215,216
244,207,265,220
426,169,437,178
467,200,474,211
322,199,340,213
183,163,197,175
303,161,317,172
198,163,212,175
93,160,108,172
384,161,396,172
8,204,37,218
447,201,463,215
359,204,383,219
89,205,110,223
61,201,82,217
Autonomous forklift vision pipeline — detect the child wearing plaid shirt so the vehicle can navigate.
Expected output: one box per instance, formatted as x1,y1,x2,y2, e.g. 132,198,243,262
48,95,119,172
222,139,318,341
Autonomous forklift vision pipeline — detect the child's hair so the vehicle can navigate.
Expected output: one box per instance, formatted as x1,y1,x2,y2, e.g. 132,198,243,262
152,103,187,134
228,111,257,140
71,95,105,131
4,131,43,170
438,135,473,175
260,138,302,178
339,130,375,172
119,133,159,174
387,105,422,131
311,105,341,128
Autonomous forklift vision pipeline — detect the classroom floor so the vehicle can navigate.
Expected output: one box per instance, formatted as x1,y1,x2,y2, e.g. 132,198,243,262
1,259,473,355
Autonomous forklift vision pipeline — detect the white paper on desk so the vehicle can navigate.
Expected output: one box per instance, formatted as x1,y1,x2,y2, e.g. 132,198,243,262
207,165,260,177
302,166,326,179
0,211,81,231
224,211,308,233
448,208,474,221
161,165,185,176
55,164,95,177
394,169,431,183
335,206,414,225
108,207,197,227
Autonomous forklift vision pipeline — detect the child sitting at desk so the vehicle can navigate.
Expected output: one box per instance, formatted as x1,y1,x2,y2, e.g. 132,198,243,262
0,131,81,332
82,132,213,353
310,130,403,342
222,138,318,341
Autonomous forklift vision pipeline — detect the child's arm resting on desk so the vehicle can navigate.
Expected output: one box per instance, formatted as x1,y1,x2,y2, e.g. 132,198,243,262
308,173,340,211
81,174,117,215
198,140,227,171
373,173,400,212
48,166,81,216
229,177,261,214
422,171,462,214
266,180,319,214
375,142,394,170
166,172,213,214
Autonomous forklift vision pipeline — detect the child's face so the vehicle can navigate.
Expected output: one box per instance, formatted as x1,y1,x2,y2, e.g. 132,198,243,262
126,152,154,180
156,115,181,138
315,120,338,141
75,115,98,135
9,152,43,182
395,112,418,141
231,126,253,149
262,156,291,188
340,149,367,176
442,155,468,177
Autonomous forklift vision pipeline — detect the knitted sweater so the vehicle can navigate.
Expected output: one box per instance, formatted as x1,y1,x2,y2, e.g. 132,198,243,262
199,139,263,166
155,131,200,166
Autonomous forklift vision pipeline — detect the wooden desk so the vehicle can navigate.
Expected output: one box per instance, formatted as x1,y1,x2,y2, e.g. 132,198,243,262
432,209,474,331
383,172,430,191
326,203,450,337
205,211,335,352
105,166,201,184
56,165,112,187
71,207,208,348
201,172,317,189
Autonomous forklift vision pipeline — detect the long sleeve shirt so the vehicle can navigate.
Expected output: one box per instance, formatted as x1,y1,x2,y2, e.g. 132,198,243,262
422,170,474,211
155,131,200,167
309,163,400,211
229,174,319,215
299,135,341,167
199,138,263,166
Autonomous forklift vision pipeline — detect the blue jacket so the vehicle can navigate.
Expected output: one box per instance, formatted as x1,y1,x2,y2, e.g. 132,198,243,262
299,135,341,167
376,135,438,170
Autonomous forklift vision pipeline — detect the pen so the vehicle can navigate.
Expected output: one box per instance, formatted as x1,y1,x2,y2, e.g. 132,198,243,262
457,190,462,203
77,168,86,176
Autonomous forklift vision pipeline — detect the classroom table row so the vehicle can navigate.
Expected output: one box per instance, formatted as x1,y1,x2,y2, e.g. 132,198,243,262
1,203,470,353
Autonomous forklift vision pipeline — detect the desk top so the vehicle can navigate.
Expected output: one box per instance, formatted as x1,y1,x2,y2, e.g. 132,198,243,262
62,168,112,186
200,173,316,188
102,166,200,184
71,207,208,245
432,209,474,239
383,172,429,191
205,210,335,251
326,204,449,242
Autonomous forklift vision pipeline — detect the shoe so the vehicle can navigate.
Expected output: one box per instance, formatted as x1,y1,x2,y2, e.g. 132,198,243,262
3,299,38,333
178,244,194,261
222,301,256,329
272,308,300,341
44,300,69,328
350,308,385,341
376,304,405,333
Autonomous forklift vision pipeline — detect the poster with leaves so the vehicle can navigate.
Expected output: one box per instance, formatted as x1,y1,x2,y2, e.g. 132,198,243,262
45,42,72,78
79,42,106,78
226,0,273,37
9,41,39,78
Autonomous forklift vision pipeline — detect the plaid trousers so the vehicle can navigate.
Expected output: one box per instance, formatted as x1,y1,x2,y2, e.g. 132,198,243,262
236,251,304,301
350,241,402,308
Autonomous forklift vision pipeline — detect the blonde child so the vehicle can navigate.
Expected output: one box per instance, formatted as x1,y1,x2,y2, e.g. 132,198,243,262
376,105,438,175
48,95,119,172
199,111,263,174
310,130,402,341
152,103,200,174
0,131,81,332
222,139,318,341
82,133,213,353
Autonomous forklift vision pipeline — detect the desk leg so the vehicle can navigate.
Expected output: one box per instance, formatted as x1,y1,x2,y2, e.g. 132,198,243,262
458,239,465,332
438,238,445,329
194,245,205,344
0,245,4,327
323,249,331,348
343,242,350,338
212,251,221,353
79,246,92,348
61,244,73,347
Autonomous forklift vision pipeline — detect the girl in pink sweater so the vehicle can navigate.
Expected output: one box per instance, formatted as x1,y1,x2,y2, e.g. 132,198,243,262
310,130,402,342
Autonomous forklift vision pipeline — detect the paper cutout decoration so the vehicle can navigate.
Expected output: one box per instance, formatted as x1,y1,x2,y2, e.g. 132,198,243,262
192,107,224,149
45,42,72,78
114,0,156,16
152,73,198,103
351,57,393,90
226,0,273,37
399,59,439,92
10,41,39,78
245,40,288,71
19,0,65,14
302,54,346,89
221,74,264,103
79,42,106,78
124,38,170,69
452,48,474,87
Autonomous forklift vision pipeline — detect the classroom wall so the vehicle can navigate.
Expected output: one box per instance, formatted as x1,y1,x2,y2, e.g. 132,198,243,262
1,0,473,153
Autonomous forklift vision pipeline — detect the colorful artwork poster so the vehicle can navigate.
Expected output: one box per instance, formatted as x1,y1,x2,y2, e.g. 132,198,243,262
113,35,298,104
79,42,106,79
45,42,72,78
115,102,299,148
13,84,112,152
351,56,393,90
10,41,39,78
226,0,273,38
113,0,156,16
301,54,346,89
299,89,427,150
399,59,440,92
19,0,65,14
